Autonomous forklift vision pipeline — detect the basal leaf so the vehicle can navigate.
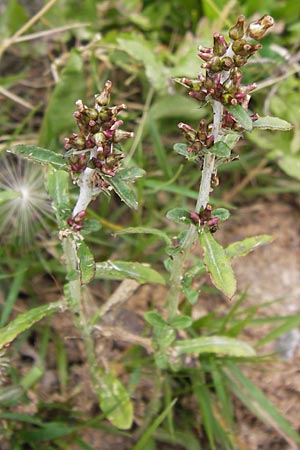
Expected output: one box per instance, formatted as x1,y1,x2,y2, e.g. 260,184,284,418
226,235,273,260
199,231,236,299
253,116,293,131
174,336,255,357
9,145,67,170
0,301,64,350
98,373,133,430
227,105,253,131
95,261,165,284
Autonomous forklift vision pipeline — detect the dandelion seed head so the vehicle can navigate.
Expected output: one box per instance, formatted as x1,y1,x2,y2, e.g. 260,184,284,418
0,154,53,247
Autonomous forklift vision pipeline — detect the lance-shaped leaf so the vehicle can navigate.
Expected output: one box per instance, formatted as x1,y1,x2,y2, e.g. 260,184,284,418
226,234,274,260
0,301,64,350
253,116,293,131
108,173,138,211
174,335,255,357
227,105,253,131
166,208,193,225
95,260,165,284
199,231,236,299
74,240,95,284
98,372,133,430
9,145,67,170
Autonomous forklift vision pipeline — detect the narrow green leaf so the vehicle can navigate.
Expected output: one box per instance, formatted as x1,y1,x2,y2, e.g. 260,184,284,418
95,261,165,285
74,240,95,284
174,336,255,357
253,116,293,131
98,373,133,430
226,235,273,260
227,105,253,131
0,301,64,350
108,173,138,210
0,189,20,204
9,145,67,170
256,314,300,348
116,226,171,246
166,208,192,225
223,362,300,445
199,232,236,299
210,141,231,158
132,399,177,450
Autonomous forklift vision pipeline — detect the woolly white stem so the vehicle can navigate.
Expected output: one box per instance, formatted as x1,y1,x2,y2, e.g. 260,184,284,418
72,167,95,217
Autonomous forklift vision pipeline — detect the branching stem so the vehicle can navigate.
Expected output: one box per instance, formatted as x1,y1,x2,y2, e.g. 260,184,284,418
166,100,224,321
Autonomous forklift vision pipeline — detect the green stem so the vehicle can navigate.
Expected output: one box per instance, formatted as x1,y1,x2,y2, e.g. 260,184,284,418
62,236,97,370
166,101,224,321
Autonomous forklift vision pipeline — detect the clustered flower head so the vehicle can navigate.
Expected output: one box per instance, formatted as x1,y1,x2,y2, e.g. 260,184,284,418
176,15,274,154
189,205,219,233
64,80,133,178
64,80,134,230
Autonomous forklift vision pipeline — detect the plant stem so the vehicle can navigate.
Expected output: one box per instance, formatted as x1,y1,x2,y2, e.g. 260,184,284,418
62,236,96,367
166,100,224,321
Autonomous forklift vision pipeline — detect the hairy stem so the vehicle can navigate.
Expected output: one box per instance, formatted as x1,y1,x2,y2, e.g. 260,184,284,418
166,100,224,321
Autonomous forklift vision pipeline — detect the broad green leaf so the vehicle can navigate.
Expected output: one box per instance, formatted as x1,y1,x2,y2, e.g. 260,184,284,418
276,154,300,181
95,261,165,284
166,208,192,225
0,301,64,350
108,173,138,210
227,105,253,131
223,362,300,444
170,315,193,329
98,373,133,430
39,50,85,148
226,235,273,260
253,116,293,131
145,311,168,329
117,37,167,90
174,336,255,357
199,232,236,299
74,240,95,284
116,226,171,246
47,169,70,228
9,145,67,170
0,189,20,204
210,141,231,158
